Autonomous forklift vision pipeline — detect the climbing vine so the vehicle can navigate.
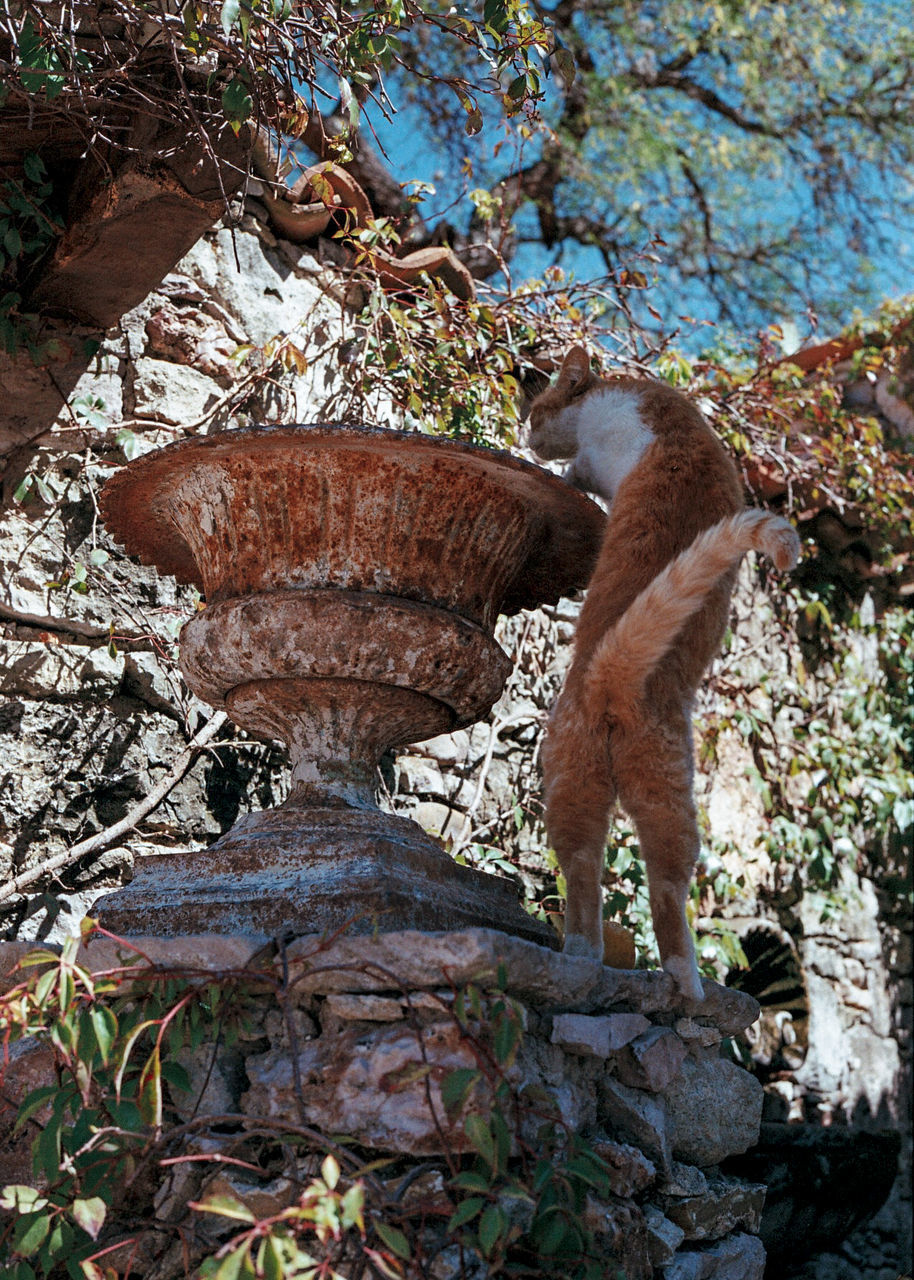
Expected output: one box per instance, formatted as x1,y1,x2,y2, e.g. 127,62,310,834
0,932,624,1280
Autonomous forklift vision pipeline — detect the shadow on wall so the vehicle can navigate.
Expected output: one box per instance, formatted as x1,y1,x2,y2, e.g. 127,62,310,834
724,922,909,1276
723,1118,902,1275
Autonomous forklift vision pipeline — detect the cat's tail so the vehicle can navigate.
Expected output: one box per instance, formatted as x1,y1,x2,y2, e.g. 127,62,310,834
584,509,801,716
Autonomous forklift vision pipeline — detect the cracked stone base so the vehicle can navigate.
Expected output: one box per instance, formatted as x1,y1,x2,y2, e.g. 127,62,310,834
93,807,557,948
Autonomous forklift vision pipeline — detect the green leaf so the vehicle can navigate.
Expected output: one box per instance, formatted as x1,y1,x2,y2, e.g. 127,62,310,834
258,1234,284,1280
113,1018,157,1099
463,1113,496,1169
22,152,45,184
192,1194,257,1223
321,1153,340,1190
534,1206,570,1255
33,1112,61,1181
13,1209,52,1255
451,1170,490,1192
33,474,55,504
341,1182,364,1231
160,1060,191,1094
490,1110,511,1170
13,1085,57,1131
440,1067,480,1118
70,1197,106,1240
446,1196,484,1231
478,1203,506,1256
221,77,253,133
493,1009,522,1067
464,107,484,136
553,47,575,85
373,1220,411,1260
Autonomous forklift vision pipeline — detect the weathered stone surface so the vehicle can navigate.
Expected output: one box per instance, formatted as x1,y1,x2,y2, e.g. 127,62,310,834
599,1077,672,1172
514,1034,598,1135
201,1170,297,1222
551,1011,650,1057
685,984,761,1037
616,1026,688,1091
665,1057,764,1167
173,1042,246,1122
283,929,747,1027
131,356,223,425
0,941,50,991
659,1172,766,1241
659,1161,709,1198
644,1203,686,1265
242,1019,485,1156
0,1038,58,1182
285,929,603,1006
589,1138,657,1197
78,932,271,977
675,1017,724,1049
323,993,407,1022
660,1231,766,1279
580,1197,652,1280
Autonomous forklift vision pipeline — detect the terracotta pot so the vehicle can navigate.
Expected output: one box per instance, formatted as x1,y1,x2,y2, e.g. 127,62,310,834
94,425,604,944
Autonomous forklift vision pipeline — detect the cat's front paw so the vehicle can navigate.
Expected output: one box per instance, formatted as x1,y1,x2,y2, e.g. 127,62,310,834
663,954,704,1003
563,932,604,962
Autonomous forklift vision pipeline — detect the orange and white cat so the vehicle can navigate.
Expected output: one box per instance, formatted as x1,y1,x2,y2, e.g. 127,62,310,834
528,347,800,1000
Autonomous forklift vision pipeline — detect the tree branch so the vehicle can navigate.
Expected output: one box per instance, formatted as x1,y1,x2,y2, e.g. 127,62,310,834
630,66,779,137
0,711,229,905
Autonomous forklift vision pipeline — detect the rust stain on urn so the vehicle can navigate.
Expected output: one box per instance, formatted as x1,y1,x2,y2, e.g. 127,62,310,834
95,424,605,943
98,424,604,624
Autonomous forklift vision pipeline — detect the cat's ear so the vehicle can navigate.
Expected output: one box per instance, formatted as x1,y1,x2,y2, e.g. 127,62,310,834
561,346,591,387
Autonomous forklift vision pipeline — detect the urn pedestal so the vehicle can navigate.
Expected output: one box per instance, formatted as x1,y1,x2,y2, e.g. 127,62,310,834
94,425,604,944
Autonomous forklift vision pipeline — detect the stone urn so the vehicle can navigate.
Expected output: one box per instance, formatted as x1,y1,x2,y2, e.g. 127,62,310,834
93,425,604,945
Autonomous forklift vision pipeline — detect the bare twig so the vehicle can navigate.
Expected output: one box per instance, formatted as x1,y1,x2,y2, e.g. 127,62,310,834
0,710,229,904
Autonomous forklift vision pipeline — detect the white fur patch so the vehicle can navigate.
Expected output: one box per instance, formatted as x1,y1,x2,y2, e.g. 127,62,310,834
568,388,655,500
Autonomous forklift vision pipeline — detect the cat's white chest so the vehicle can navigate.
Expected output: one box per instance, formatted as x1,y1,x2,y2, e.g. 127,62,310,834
571,388,655,499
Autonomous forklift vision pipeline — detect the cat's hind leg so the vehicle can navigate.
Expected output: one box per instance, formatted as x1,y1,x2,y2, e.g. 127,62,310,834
612,713,704,1001
542,699,615,961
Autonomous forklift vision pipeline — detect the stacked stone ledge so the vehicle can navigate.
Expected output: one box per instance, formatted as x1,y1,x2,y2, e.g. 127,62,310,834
0,928,767,1279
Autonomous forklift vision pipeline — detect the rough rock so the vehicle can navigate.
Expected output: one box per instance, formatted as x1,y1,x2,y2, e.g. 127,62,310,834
599,1077,672,1172
323,993,407,1022
242,1019,486,1156
130,356,223,424
659,1231,766,1279
0,1038,58,1182
658,1172,766,1241
580,1197,652,1280
283,928,748,1020
173,1041,246,1121
551,1011,651,1057
644,1203,686,1265
616,1026,688,1091
665,1057,763,1167
675,1017,724,1049
201,1170,297,1221
659,1162,709,1198
78,932,272,979
589,1138,658,1197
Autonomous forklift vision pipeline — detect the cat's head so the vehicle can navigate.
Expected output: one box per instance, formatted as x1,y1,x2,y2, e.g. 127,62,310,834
526,346,600,460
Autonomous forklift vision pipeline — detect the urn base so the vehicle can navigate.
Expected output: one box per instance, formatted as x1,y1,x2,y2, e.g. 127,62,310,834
93,807,559,949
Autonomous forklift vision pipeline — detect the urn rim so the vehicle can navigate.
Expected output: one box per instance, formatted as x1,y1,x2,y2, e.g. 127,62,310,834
99,422,605,615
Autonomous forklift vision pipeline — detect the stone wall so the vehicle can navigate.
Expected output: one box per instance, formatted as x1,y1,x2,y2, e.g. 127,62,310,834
1,206,910,1277
0,928,769,1279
